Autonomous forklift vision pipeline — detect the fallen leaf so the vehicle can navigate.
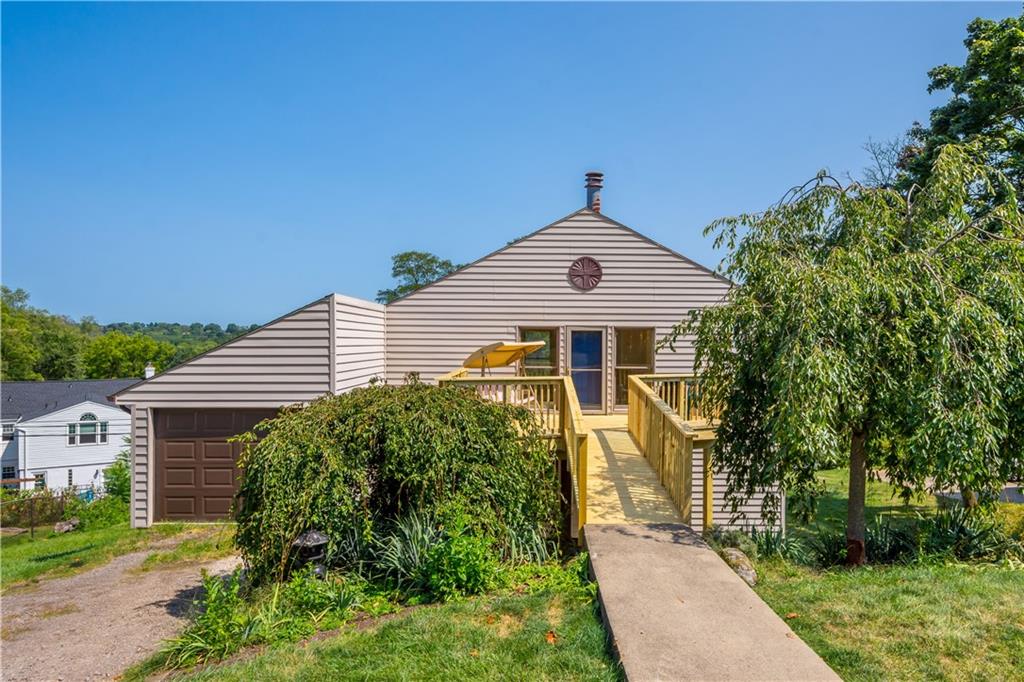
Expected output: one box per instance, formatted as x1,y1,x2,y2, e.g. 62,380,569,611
785,612,799,619
545,630,557,645
786,633,797,639
486,615,496,625
470,649,479,657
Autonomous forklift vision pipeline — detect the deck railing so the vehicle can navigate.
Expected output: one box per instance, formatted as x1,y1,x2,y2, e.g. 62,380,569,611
628,374,718,528
437,371,589,537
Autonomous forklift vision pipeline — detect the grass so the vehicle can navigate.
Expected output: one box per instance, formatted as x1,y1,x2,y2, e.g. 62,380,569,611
753,468,1024,681
755,559,1024,681
138,524,236,571
157,588,620,682
790,469,937,537
0,522,185,591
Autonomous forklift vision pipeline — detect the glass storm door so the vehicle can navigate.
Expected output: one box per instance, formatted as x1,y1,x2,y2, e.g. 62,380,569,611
570,329,604,411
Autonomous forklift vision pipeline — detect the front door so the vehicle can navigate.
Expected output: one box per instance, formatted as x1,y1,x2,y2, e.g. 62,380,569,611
570,329,604,412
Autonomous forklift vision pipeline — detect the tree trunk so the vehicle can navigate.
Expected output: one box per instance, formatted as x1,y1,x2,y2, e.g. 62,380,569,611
960,487,978,508
846,429,868,566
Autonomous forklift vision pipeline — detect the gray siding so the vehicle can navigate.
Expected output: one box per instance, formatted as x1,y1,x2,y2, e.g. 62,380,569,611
333,294,386,393
130,406,149,528
118,296,338,527
117,298,333,408
691,446,784,532
385,209,731,410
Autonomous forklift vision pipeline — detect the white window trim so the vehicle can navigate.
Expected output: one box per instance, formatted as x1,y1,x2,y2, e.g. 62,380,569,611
67,415,109,447
1,422,14,441
33,472,46,489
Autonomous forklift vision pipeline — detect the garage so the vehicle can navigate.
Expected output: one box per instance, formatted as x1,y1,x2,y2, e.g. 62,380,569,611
154,409,277,522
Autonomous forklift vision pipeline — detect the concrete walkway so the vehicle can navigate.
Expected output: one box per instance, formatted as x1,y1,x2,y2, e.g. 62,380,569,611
586,524,839,682
580,416,837,681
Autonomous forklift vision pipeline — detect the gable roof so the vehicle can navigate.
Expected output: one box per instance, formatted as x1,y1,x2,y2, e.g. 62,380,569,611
1,379,138,422
384,207,731,305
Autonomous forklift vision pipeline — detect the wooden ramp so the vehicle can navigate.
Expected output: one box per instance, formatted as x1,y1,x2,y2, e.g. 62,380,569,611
581,415,838,681
583,415,681,525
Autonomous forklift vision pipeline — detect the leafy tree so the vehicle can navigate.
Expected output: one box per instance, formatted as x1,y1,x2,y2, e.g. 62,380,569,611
376,251,461,303
1,286,86,380
668,145,1023,565
82,331,176,379
901,14,1024,208
1,287,42,380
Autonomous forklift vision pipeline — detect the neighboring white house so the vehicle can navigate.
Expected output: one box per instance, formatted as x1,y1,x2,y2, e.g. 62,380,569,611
1,379,139,491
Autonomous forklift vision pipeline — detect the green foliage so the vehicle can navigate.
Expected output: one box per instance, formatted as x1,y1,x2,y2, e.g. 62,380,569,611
806,528,849,568
863,517,915,565
160,568,361,668
702,525,758,559
0,286,257,380
902,13,1024,210
376,250,461,303
1,286,87,380
234,382,559,584
667,144,1024,557
920,506,1022,562
750,528,809,564
63,494,129,530
81,331,176,378
421,518,498,601
103,444,132,503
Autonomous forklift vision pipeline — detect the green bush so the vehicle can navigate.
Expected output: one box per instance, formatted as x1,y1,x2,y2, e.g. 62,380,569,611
234,382,559,584
422,518,498,600
920,506,1022,562
864,517,915,564
103,448,131,504
63,494,129,530
807,527,848,567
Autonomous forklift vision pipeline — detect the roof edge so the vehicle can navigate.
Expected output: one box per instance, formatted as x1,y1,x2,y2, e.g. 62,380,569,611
111,293,335,403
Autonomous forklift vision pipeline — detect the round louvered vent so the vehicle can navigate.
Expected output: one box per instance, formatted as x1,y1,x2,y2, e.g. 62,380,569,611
568,256,603,291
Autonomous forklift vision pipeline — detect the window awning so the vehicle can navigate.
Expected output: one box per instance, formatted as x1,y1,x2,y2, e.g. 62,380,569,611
462,341,546,370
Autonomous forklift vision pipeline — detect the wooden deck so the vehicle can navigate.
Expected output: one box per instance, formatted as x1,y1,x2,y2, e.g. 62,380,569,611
582,414,682,525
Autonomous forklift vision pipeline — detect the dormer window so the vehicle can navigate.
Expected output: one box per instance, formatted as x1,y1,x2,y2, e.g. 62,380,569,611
68,412,107,446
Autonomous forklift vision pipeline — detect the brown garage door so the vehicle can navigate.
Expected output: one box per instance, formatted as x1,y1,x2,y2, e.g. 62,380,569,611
155,409,277,521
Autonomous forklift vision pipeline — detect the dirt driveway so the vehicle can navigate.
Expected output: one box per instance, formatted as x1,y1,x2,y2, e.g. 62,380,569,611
1,542,239,681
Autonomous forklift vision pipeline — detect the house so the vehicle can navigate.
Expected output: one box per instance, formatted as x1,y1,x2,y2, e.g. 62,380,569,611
114,173,741,526
2,379,139,491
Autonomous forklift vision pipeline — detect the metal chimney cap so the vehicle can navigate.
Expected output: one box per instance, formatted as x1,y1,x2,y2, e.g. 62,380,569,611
584,171,604,188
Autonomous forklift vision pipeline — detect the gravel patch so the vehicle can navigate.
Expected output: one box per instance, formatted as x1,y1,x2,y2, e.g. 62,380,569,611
1,542,239,681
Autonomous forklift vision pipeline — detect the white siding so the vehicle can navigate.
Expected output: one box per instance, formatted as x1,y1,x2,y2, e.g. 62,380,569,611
333,294,386,393
9,401,130,492
385,209,731,410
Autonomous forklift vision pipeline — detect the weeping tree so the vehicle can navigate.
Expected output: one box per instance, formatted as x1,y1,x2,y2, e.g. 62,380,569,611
667,144,1023,565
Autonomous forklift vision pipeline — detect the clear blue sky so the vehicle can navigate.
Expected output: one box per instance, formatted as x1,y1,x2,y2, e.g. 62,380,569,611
2,2,1018,325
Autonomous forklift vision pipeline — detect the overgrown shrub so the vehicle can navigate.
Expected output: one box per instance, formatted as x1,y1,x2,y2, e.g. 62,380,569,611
421,517,498,600
234,382,559,583
63,494,128,530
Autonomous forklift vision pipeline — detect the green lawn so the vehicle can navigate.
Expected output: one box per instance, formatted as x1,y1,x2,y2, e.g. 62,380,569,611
135,586,620,682
755,560,1024,681
789,469,936,537
754,469,1024,681
1,522,185,590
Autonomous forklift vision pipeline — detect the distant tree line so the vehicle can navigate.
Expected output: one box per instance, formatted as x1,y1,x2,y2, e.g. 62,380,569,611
0,286,259,381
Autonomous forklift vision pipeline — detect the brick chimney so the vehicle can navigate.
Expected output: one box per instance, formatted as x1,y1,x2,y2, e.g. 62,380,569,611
585,171,603,212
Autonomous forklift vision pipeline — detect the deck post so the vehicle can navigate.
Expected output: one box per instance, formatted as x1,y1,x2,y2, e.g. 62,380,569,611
702,440,714,530
681,435,693,524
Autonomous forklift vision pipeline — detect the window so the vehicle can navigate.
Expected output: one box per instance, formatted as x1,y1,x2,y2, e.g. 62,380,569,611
67,413,108,446
2,466,15,490
519,328,558,376
615,328,655,406
33,472,45,490
1,423,13,441
68,469,74,487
